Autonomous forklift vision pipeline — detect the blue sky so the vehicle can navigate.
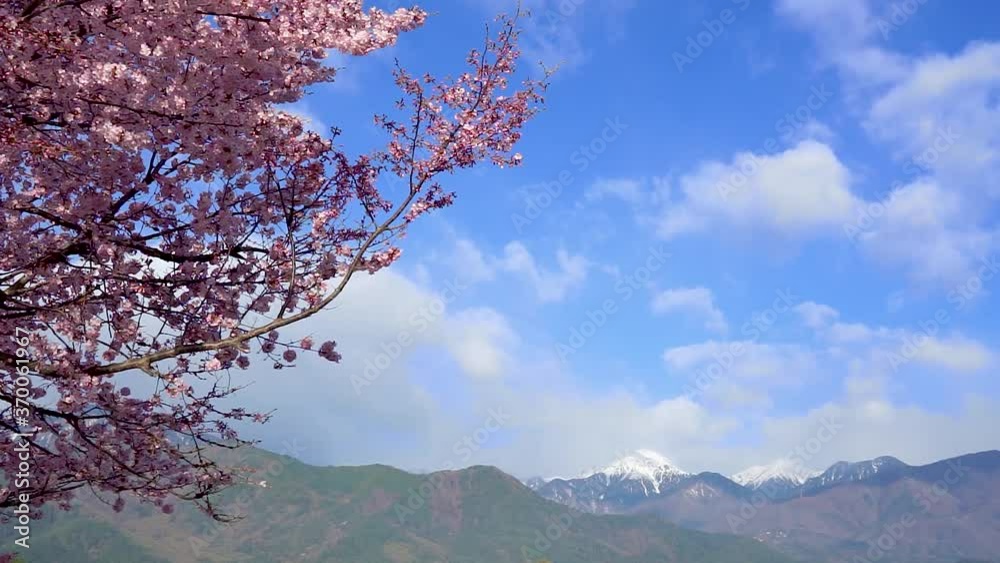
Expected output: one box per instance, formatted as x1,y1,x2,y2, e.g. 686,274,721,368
249,0,1000,478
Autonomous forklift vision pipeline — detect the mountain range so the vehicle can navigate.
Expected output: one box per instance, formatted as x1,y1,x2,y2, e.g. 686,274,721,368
0,447,798,563
528,449,1000,563
2,446,996,563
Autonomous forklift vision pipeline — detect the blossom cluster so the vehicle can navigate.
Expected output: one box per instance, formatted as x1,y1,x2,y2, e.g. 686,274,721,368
0,1,544,519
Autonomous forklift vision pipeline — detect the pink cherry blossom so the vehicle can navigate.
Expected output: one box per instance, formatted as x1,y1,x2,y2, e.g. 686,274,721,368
0,1,544,522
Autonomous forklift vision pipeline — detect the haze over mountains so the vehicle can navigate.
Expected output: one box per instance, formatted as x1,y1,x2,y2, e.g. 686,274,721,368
528,448,1000,563
732,457,817,490
0,447,799,563
2,446,996,563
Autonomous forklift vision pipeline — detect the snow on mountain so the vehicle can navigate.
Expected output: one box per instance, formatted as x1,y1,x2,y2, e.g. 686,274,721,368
522,476,549,491
587,449,689,494
732,458,818,489
805,456,907,489
682,480,723,499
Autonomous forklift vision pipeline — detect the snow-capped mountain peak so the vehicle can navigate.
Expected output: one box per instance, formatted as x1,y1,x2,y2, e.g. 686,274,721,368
585,449,689,494
805,456,908,489
600,449,686,478
732,458,818,489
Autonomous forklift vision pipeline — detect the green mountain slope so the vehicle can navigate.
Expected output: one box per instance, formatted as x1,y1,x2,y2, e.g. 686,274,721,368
3,446,802,563
2,512,169,563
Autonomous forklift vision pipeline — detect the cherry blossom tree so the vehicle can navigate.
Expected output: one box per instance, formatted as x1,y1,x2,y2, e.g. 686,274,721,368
0,0,545,520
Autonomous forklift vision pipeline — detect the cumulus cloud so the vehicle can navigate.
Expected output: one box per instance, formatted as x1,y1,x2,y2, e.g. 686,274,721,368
752,393,1000,473
450,238,496,284
775,0,872,45
444,308,518,379
220,265,741,476
794,301,840,329
586,177,645,204
210,2,1000,480
857,42,1000,283
855,181,997,284
828,321,880,343
220,264,1000,479
481,390,742,478
652,286,728,334
791,299,993,374
586,176,670,206
775,0,1000,284
908,335,993,373
470,0,638,73
704,381,774,410
658,141,860,239
498,241,591,303
280,102,331,137
222,270,470,467
663,340,817,383
442,237,591,303
867,42,1000,194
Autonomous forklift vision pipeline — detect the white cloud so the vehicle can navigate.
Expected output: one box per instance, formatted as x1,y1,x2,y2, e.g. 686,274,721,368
586,178,645,204
244,285,749,476
909,335,993,373
522,19,588,73
211,2,1000,480
441,237,591,303
472,0,592,73
794,119,836,143
663,340,817,383
451,238,496,284
484,389,740,478
792,299,993,373
586,176,670,206
324,52,364,93
280,102,330,137
870,42,1000,116
857,42,1000,285
794,301,840,329
224,269,483,467
828,322,879,343
444,308,518,379
659,141,860,239
753,394,1000,474
225,265,1000,478
651,286,728,334
704,381,774,410
833,45,911,85
639,38,999,287
866,42,1000,200
775,0,872,45
843,373,887,399
471,0,638,74
856,181,997,284
499,241,590,303
777,4,1000,285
